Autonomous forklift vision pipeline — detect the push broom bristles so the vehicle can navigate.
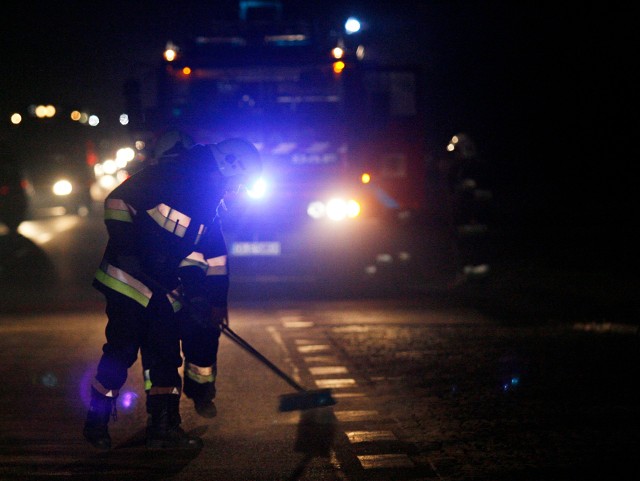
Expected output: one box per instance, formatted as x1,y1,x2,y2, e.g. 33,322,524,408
278,388,336,412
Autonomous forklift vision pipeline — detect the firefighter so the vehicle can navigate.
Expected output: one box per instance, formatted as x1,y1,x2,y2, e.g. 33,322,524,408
83,137,262,450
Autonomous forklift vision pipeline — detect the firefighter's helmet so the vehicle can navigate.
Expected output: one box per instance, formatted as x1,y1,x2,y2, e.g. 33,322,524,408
209,138,262,179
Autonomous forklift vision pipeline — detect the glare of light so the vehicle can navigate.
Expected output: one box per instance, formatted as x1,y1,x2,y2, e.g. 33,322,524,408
116,170,130,183
118,391,139,410
356,45,365,60
182,66,192,75
246,177,266,199
326,198,347,221
361,172,371,184
346,199,361,218
164,41,178,62
447,143,455,152
17,216,79,245
345,17,361,34
45,105,56,117
307,201,325,219
10,113,22,124
115,156,128,169
88,115,99,126
70,110,81,121
332,47,344,59
52,179,73,196
165,48,177,61
135,140,146,151
117,147,136,163
94,164,104,177
102,159,118,175
333,61,345,74
79,112,89,124
35,105,47,118
98,174,118,190
119,113,129,125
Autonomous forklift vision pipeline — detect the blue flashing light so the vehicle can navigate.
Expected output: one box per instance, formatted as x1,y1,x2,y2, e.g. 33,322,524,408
247,177,267,199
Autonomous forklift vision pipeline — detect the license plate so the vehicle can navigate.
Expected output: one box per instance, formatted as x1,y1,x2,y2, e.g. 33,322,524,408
231,241,281,256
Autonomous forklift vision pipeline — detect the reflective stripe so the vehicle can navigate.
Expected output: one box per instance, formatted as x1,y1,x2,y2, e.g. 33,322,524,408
179,253,227,276
185,362,216,384
104,198,134,223
144,369,181,395
144,369,152,391
94,262,153,307
206,255,228,276
92,380,119,398
147,203,191,238
149,386,181,395
194,224,207,244
179,251,208,270
166,289,183,312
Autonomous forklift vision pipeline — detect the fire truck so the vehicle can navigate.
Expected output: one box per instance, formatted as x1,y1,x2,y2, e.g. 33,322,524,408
133,1,430,294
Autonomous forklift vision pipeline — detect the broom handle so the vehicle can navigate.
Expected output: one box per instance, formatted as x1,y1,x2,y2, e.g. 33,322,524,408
137,273,306,393
221,324,306,393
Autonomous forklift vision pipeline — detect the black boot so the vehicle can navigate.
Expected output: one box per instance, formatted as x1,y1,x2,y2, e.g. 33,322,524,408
146,394,203,449
83,387,117,450
183,376,217,418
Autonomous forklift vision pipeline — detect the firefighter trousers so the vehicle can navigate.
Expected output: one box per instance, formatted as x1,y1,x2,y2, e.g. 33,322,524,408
93,289,183,396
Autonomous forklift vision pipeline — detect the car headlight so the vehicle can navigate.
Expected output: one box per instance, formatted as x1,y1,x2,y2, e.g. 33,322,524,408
52,179,73,196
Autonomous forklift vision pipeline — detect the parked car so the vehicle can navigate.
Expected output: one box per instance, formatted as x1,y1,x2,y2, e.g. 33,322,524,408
0,143,29,233
23,153,94,218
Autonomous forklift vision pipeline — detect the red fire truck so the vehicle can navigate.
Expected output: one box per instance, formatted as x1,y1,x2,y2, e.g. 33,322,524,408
136,2,430,294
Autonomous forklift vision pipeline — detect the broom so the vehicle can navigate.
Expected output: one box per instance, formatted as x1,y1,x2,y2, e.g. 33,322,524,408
140,273,336,412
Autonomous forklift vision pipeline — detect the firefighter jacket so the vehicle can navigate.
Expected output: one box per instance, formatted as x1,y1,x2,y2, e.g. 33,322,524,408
93,145,229,313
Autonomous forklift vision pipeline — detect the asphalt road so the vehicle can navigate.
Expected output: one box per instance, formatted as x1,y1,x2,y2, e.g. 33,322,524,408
1,214,639,480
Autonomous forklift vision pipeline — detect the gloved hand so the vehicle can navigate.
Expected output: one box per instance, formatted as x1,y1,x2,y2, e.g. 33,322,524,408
117,255,143,277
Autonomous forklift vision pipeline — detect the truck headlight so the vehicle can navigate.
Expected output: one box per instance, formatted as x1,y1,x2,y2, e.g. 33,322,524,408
307,198,360,221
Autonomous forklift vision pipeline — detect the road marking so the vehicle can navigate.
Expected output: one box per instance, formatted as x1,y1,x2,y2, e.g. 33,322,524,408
282,320,314,328
309,366,349,375
346,430,397,443
573,322,639,335
315,378,356,389
357,453,415,469
303,355,339,364
334,410,379,422
332,391,366,398
297,344,330,353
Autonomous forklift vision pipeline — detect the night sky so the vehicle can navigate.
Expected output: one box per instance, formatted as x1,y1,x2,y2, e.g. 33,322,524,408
2,1,635,266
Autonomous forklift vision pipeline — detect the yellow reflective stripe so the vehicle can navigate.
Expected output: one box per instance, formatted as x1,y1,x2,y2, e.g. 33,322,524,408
146,203,190,238
185,362,216,384
206,255,228,276
194,224,207,244
144,370,152,391
166,290,183,312
94,263,152,307
104,198,133,223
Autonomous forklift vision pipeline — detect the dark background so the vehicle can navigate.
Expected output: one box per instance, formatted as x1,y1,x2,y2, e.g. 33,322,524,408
2,0,635,271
